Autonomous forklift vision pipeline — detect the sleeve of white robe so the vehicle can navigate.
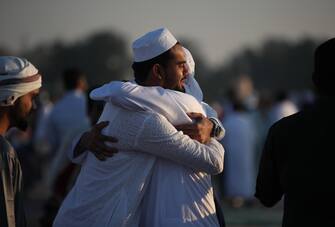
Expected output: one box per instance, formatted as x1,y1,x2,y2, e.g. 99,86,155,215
92,81,225,140
90,81,206,125
135,113,225,175
201,102,225,140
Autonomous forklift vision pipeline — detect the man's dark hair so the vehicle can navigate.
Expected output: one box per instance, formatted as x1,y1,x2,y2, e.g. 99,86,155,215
312,38,335,96
62,68,85,90
132,43,179,83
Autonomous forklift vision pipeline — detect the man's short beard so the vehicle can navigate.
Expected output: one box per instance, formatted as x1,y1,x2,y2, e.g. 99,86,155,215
9,106,29,131
173,85,185,93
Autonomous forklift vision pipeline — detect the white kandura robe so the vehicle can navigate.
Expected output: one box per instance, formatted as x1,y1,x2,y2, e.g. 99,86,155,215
53,84,224,227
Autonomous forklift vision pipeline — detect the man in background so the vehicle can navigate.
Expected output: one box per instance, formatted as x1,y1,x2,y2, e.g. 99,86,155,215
0,56,42,227
255,38,335,226
39,68,90,188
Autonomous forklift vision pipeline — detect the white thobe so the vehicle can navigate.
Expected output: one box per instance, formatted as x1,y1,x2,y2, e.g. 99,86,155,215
91,81,224,226
269,100,298,124
222,112,255,199
54,94,224,227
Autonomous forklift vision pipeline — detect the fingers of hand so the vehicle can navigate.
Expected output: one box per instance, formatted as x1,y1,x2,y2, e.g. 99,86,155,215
187,112,204,120
92,150,106,161
175,125,187,131
175,124,198,131
91,142,118,161
180,129,200,137
204,118,214,127
99,134,118,143
93,147,118,161
180,128,208,144
99,149,117,158
94,121,109,132
191,135,206,144
93,140,117,154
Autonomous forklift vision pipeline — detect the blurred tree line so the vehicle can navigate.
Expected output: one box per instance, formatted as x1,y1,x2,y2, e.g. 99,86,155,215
0,31,131,98
200,38,319,101
0,30,321,101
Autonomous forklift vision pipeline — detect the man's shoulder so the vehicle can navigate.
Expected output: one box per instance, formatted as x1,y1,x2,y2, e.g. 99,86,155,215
143,112,169,125
271,111,304,130
0,136,11,150
112,107,169,129
140,112,175,134
268,110,317,141
0,136,14,159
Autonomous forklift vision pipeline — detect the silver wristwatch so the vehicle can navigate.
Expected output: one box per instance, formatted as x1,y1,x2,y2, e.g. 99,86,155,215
209,117,225,140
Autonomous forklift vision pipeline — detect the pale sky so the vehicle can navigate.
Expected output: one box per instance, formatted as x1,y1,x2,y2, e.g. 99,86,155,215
1,0,335,66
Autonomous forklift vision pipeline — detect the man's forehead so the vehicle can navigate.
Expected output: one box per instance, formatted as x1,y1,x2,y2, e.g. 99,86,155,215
171,45,186,61
30,88,40,95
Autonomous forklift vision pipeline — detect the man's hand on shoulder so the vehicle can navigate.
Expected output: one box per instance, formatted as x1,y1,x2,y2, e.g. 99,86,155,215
73,121,118,161
175,112,213,144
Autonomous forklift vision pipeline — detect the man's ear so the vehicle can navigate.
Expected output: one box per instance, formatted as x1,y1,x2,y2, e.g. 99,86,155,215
152,64,163,80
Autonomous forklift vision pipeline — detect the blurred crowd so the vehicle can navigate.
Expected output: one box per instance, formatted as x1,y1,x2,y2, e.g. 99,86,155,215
213,75,314,208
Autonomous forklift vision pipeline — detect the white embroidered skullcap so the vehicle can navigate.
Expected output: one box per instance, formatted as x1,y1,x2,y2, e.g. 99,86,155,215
132,27,178,62
0,56,42,106
182,47,203,102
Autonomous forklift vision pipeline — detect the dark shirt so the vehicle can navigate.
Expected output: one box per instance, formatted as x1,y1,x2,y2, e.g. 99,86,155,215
0,136,26,227
255,97,335,227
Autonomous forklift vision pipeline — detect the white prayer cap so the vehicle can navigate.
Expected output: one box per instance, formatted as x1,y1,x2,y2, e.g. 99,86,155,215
0,56,41,106
132,27,178,62
182,47,203,102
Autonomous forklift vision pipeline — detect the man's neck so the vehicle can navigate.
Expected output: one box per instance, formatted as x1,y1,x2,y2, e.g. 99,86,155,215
137,72,162,87
138,79,161,87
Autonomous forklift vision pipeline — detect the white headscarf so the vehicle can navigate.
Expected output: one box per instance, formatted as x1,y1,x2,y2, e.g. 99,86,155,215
0,56,42,106
183,47,204,102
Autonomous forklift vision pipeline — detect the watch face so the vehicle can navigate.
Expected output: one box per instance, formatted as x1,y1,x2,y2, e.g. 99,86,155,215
217,129,225,138
215,126,221,137
209,117,225,139
216,127,225,139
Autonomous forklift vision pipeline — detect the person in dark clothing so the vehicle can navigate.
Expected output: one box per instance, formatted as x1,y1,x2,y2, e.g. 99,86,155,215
0,56,42,227
0,137,26,227
255,38,335,226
